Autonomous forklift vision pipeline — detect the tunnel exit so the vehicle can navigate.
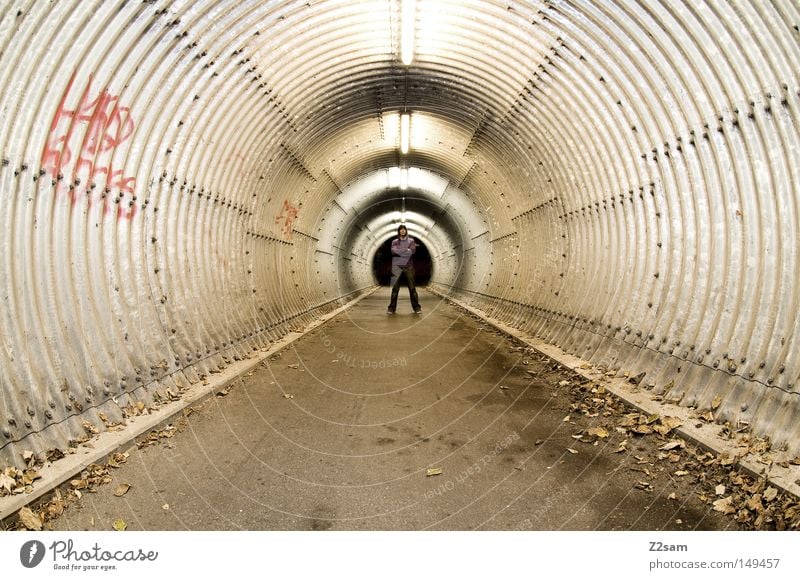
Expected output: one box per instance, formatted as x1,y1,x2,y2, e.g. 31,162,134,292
372,235,432,286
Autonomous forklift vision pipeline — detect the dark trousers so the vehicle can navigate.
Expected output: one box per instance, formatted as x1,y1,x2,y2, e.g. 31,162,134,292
388,265,420,311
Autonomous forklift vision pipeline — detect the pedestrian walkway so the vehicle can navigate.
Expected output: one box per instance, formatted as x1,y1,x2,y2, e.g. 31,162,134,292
49,289,737,530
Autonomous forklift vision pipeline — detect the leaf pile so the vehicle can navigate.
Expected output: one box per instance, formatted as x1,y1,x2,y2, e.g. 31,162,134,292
0,451,44,497
561,372,800,530
6,451,130,531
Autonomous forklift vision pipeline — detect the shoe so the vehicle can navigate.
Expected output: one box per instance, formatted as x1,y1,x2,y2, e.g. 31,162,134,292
413,307,422,314
387,309,395,315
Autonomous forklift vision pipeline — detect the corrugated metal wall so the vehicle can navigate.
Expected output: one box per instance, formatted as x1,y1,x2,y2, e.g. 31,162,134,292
0,0,798,467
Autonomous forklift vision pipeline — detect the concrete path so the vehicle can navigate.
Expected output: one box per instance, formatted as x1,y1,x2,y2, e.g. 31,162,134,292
49,289,738,531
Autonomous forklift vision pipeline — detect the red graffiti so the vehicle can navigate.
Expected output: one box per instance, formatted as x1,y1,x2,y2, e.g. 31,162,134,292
41,72,138,220
275,200,299,239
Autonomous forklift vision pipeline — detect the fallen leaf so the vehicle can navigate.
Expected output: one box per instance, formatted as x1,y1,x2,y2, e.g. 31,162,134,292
500,385,509,390
288,364,299,369
0,472,15,493
113,484,131,497
162,504,170,511
674,470,689,477
711,395,722,410
660,439,686,451
587,427,609,439
567,448,578,454
47,500,65,518
426,468,443,476
668,493,677,500
18,507,42,531
70,479,88,489
22,469,41,485
713,496,735,514
746,495,763,512
74,489,82,499
763,487,778,502
558,380,570,387
22,450,35,464
715,484,726,496
282,393,294,399
113,518,127,531
562,416,571,422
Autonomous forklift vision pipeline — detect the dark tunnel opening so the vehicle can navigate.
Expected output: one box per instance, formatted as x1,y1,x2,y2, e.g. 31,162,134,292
372,236,432,286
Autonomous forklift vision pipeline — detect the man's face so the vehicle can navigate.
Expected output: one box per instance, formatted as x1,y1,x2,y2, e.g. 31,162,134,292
399,228,407,238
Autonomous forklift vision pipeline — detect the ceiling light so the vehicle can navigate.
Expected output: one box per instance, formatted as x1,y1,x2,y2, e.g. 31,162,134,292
401,0,415,65
400,113,410,154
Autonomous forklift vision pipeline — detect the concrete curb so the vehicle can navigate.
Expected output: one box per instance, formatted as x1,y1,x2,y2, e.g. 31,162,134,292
0,288,378,523
430,288,800,500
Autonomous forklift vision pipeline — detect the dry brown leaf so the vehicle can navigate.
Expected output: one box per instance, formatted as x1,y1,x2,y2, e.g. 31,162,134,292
587,427,609,439
715,484,726,496
633,424,653,435
113,483,131,497
763,487,778,502
668,493,677,500
746,495,764,512
567,448,578,454
660,439,686,451
0,471,15,493
70,479,87,489
713,496,736,514
426,468,443,476
47,500,65,518
674,470,689,477
18,506,42,530
711,395,722,410
22,469,41,485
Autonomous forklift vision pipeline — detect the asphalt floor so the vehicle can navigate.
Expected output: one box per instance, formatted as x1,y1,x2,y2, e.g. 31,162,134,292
47,288,739,531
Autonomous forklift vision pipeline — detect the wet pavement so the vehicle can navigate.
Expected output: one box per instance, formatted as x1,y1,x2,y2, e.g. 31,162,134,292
47,288,739,531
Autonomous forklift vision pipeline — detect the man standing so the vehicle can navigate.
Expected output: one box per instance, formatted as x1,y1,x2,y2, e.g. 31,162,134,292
387,225,421,314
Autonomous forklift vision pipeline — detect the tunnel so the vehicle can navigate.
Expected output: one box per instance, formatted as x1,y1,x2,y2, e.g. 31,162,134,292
0,0,799,526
